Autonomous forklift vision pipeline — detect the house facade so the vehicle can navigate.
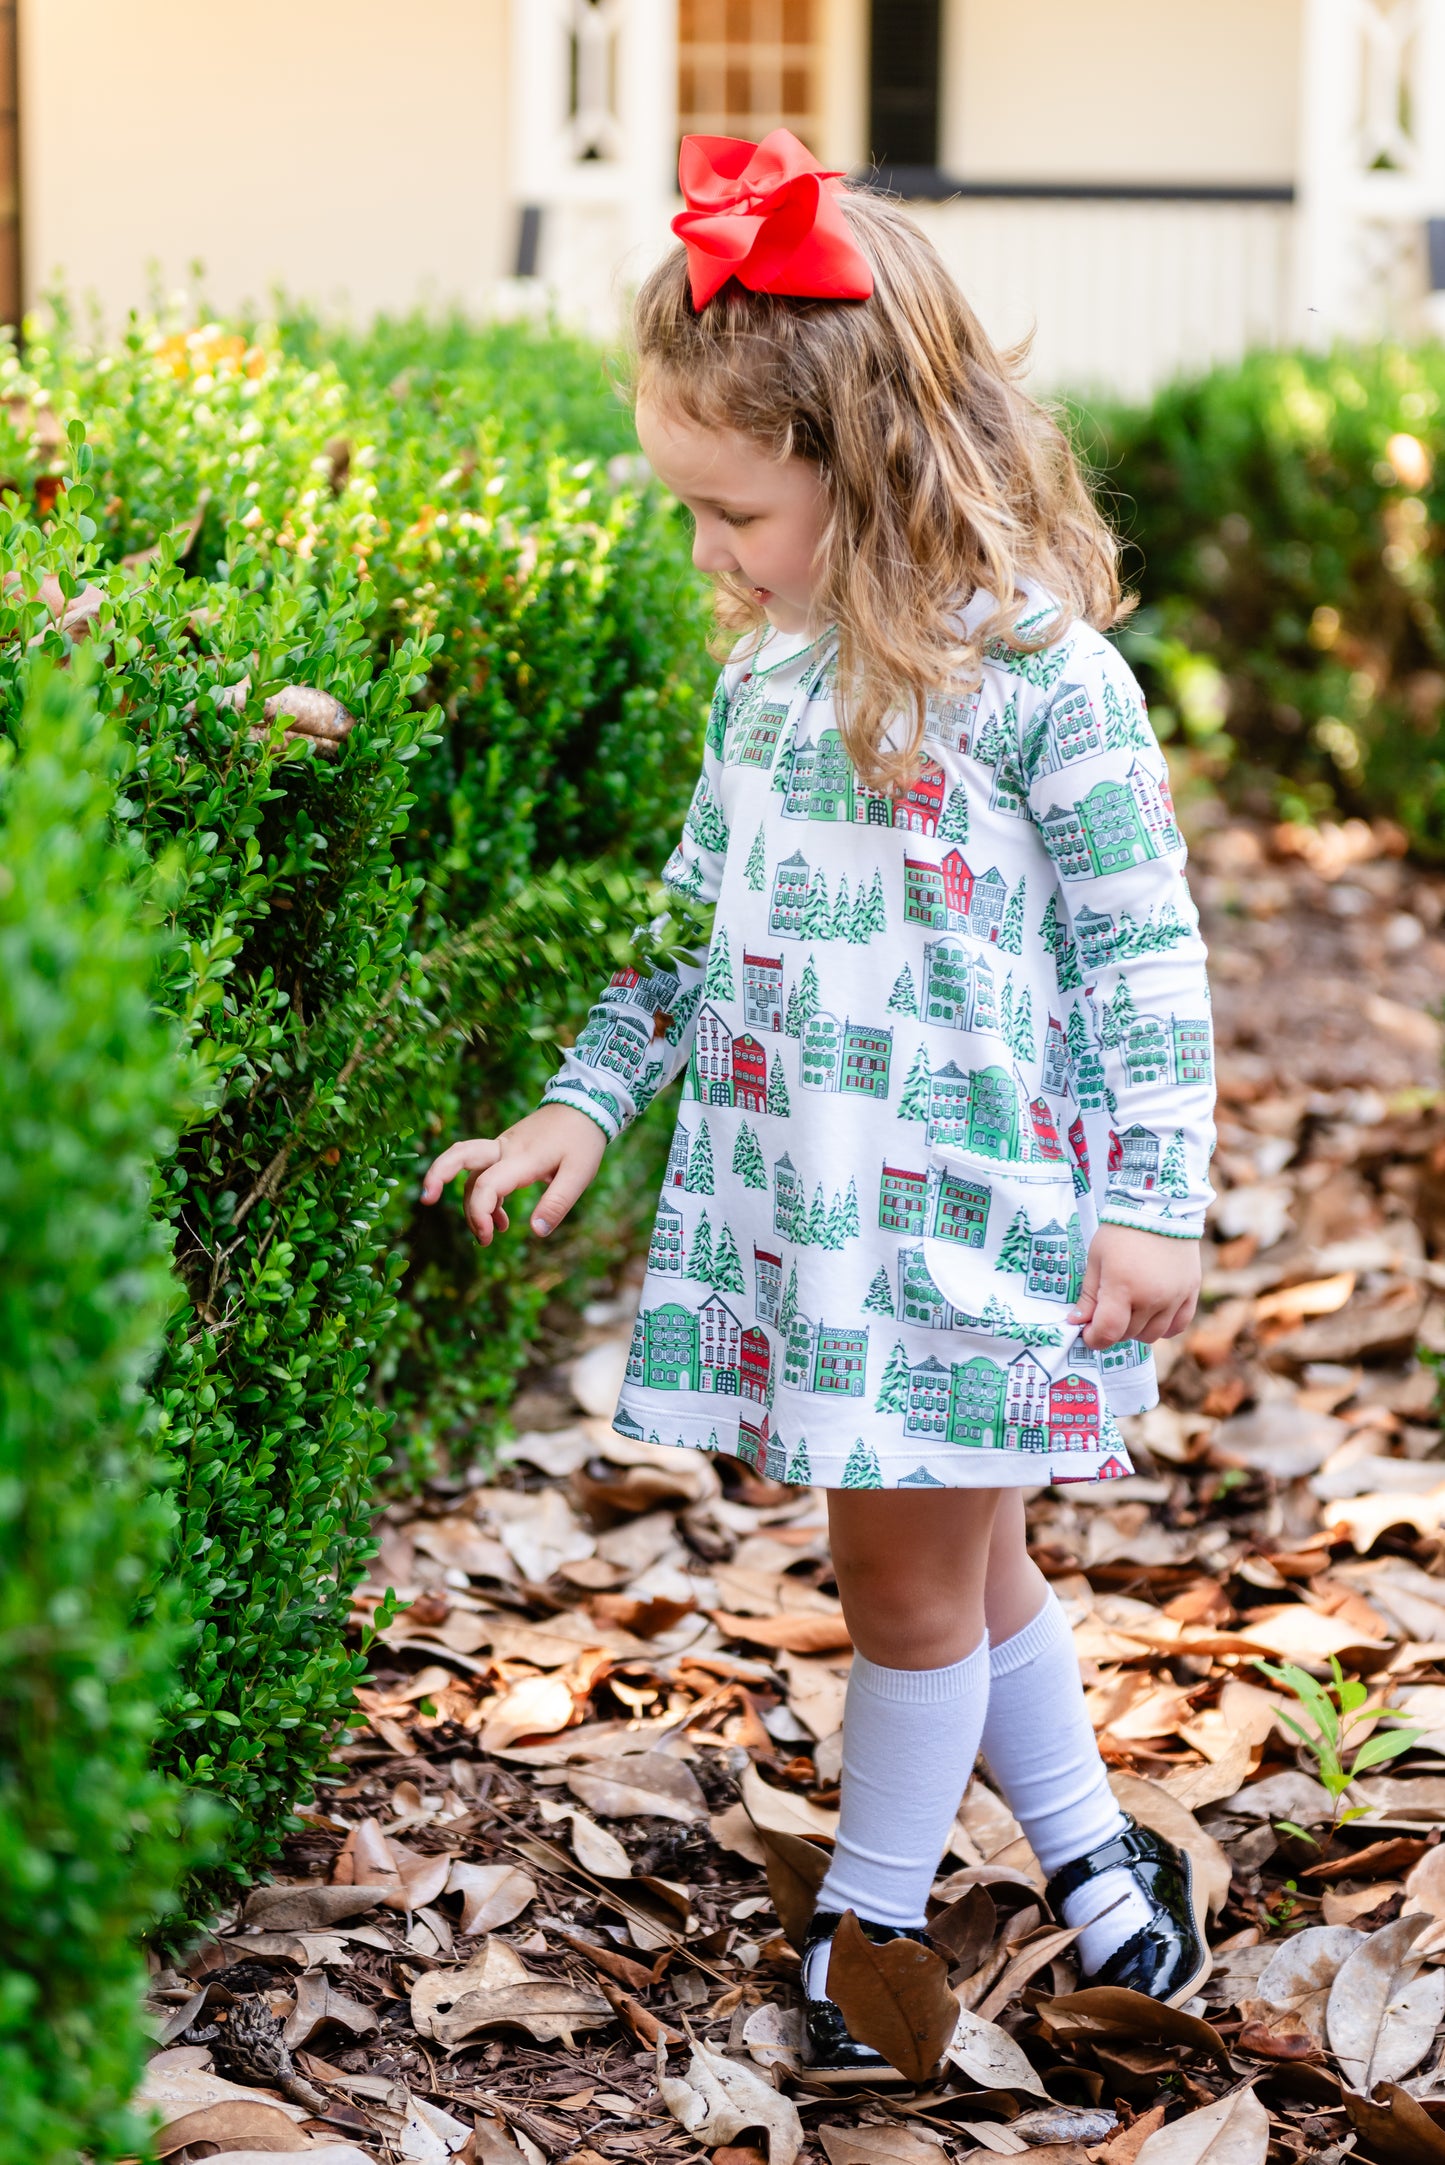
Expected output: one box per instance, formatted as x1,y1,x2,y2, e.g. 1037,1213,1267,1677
16,0,1445,396
12,0,1445,396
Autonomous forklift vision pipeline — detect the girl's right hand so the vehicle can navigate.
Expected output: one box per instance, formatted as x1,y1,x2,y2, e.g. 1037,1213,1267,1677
420,1103,607,1245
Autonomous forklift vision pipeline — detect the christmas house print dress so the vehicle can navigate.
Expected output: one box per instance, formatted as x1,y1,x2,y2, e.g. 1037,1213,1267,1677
543,596,1216,1490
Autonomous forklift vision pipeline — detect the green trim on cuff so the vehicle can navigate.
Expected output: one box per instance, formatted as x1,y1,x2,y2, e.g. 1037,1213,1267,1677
1098,1212,1204,1241
540,1087,621,1146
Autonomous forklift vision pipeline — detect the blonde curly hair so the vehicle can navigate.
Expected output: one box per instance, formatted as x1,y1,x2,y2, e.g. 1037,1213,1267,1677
631,187,1127,795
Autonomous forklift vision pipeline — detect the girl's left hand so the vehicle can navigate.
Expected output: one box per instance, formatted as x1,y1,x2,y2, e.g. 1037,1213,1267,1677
1070,1223,1201,1349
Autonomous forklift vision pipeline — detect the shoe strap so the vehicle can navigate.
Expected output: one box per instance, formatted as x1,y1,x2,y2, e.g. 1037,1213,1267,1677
1046,1819,1168,1911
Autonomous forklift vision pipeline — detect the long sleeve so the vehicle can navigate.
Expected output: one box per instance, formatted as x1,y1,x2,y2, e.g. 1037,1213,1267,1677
540,677,732,1144
1022,633,1216,1239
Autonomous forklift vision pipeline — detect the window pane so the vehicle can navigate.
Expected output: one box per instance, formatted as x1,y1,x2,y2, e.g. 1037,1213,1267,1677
868,0,941,169
679,0,819,149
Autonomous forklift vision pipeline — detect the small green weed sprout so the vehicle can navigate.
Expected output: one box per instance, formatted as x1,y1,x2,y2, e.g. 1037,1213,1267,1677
1253,1655,1420,1851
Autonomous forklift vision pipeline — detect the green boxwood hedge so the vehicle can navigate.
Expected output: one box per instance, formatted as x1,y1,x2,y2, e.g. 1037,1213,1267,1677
0,662,204,2164
0,316,707,1925
1087,343,1445,844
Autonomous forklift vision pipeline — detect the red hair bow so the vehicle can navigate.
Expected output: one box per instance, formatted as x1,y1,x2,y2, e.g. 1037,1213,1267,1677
672,129,874,309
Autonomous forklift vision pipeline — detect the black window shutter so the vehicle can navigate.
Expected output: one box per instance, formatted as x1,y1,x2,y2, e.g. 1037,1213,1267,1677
868,0,942,174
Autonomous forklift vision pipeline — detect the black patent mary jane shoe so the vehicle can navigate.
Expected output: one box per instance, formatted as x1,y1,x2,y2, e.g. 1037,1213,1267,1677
1046,1817,1211,2008
800,1909,925,2087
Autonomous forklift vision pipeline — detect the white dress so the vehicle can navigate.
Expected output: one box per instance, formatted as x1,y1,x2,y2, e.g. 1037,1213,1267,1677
543,598,1216,1490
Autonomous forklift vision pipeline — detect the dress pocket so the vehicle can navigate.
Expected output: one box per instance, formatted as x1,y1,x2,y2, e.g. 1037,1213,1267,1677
918,1143,1082,1340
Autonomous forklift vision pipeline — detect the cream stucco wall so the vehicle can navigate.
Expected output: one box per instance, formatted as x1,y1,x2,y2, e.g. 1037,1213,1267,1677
20,0,513,324
940,0,1300,184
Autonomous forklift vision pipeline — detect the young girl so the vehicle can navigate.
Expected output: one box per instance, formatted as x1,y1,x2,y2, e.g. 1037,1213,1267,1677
424,131,1215,2080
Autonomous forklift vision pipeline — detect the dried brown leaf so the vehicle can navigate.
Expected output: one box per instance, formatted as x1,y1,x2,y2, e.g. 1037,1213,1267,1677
824,1909,958,2084
152,2101,311,2156
1327,1914,1445,2089
564,1750,708,1823
1131,2086,1269,2165
1344,2081,1445,2165
1033,1987,1230,2064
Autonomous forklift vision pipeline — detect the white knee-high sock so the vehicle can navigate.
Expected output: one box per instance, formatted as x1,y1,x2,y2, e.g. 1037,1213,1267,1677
979,1596,1153,1973
812,1640,990,1933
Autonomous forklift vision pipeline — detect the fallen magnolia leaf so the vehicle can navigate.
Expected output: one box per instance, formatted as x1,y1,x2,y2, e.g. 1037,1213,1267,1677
564,1749,708,1823
596,1976,683,2049
1131,2084,1270,2165
1344,2080,1445,2165
239,1882,393,1931
400,2091,474,2161
741,1760,839,1843
1323,1884,1402,1928
945,2002,1050,2097
134,2065,311,2125
1249,1925,1362,2046
975,1922,1082,2022
152,2101,311,2156
753,1823,829,1949
549,1804,634,1878
550,1926,660,1992
481,1673,578,1753
1327,1914,1445,2090
445,1861,538,1935
654,2034,802,2165
1033,1987,1229,2064
1108,1771,1230,1921
381,1841,452,1914
710,1609,853,1653
496,1485,597,1584
410,1935,610,2049
1212,1403,1348,1481
742,1999,803,2070
710,1801,768,1866
819,2126,946,2165
281,1969,378,2050
825,1909,958,2084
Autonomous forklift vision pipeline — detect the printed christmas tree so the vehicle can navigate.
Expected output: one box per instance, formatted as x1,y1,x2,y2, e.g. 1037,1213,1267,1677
733,1122,768,1189
843,1175,860,1239
706,679,729,757
795,955,821,1032
779,1261,799,1334
848,867,886,942
888,964,918,1017
713,1221,746,1294
808,1184,829,1247
686,1212,714,1283
939,785,969,843
1010,986,1036,1062
666,982,703,1046
686,1120,715,1195
745,822,766,892
841,1438,883,1489
1102,980,1136,1050
1160,1128,1189,1200
685,776,729,855
998,878,1025,956
831,874,853,941
899,1044,932,1123
704,927,735,1003
998,1207,1032,1274
802,868,833,941
786,1440,812,1484
863,1266,896,1317
767,1051,792,1117
1040,892,1066,958
874,1339,912,1414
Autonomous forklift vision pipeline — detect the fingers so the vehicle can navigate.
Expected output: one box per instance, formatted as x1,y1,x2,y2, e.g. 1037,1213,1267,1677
1082,1280,1135,1350
420,1136,502,1205
1067,1248,1101,1328
532,1160,598,1237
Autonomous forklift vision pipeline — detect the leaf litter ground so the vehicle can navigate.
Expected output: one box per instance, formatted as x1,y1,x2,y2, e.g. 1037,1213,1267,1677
147,816,1445,2165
